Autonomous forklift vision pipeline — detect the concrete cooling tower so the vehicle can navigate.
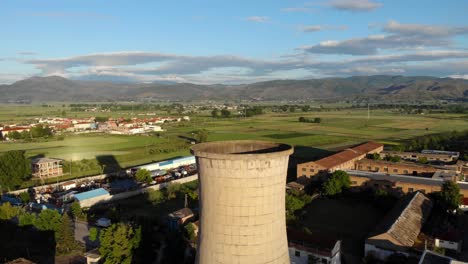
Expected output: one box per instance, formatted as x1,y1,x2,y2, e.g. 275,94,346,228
190,140,293,264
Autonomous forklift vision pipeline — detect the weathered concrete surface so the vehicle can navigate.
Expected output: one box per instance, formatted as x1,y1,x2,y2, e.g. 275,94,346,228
191,140,293,264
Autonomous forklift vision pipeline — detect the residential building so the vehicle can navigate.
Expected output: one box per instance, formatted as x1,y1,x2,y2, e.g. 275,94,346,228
297,141,383,180
31,158,63,178
288,228,341,264
365,192,433,261
0,127,30,139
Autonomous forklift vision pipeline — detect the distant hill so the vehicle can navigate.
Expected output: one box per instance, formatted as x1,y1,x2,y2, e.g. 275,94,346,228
1,75,467,102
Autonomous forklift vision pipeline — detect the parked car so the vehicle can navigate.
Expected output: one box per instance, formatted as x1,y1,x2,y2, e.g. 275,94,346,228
96,217,111,227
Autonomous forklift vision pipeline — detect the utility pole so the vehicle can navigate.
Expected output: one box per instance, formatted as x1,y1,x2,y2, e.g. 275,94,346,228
367,103,370,120
184,193,188,208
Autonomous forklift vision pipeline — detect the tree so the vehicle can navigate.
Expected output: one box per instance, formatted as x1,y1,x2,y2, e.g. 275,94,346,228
211,109,219,118
0,150,32,191
0,202,20,220
417,157,428,164
384,155,401,162
369,153,381,160
95,116,109,122
146,189,166,205
18,192,30,203
167,183,182,199
220,109,231,118
70,201,85,220
285,191,313,221
99,223,141,264
301,105,310,112
313,117,322,124
439,181,462,213
34,209,62,232
322,170,351,196
195,129,209,143
298,117,306,122
18,212,36,226
135,169,152,184
185,223,197,242
56,213,77,254
89,227,99,242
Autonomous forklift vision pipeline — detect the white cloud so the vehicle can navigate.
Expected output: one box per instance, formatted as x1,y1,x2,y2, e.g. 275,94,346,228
301,21,468,55
327,0,383,12
281,7,314,13
244,16,270,23
383,20,468,37
300,25,348,32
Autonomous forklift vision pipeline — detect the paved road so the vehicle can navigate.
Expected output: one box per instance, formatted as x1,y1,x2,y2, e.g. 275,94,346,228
460,214,468,262
75,219,100,249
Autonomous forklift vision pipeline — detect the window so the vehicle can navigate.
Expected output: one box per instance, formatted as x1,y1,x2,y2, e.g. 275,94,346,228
367,166,371,170
295,251,300,257
384,168,388,172
310,169,315,172
393,169,398,173
408,188,414,192
403,170,409,174
302,168,306,172
351,181,357,184
375,167,379,171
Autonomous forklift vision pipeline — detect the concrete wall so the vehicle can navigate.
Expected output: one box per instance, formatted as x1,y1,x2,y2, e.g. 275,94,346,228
191,141,293,264
79,175,198,208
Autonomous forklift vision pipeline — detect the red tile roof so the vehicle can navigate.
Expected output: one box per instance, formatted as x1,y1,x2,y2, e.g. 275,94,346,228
1,127,30,132
314,141,383,169
352,141,383,154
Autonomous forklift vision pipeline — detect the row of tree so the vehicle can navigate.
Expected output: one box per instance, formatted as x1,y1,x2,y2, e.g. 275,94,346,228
399,130,468,160
5,125,53,140
298,117,322,123
0,150,31,191
0,203,81,255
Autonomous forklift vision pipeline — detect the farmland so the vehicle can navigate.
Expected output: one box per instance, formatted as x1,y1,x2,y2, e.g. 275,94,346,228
1,104,468,182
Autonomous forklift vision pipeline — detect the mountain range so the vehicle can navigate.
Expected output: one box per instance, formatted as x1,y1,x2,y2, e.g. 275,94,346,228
1,75,467,102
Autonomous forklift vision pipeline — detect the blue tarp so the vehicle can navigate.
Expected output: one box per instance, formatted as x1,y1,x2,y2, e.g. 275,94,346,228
74,188,109,201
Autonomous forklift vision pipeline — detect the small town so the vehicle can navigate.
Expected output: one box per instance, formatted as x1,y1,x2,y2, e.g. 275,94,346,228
2,1,468,264
0,115,191,140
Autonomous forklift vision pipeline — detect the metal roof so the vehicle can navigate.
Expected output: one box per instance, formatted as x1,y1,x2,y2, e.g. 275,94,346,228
74,188,109,201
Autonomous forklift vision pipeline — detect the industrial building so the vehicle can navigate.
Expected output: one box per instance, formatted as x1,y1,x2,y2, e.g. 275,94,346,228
191,140,293,264
31,157,63,178
355,159,439,177
297,141,383,180
128,156,195,174
365,192,433,260
345,170,468,197
73,188,111,207
381,150,460,163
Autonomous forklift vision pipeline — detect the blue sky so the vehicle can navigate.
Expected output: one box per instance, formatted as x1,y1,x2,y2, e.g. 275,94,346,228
1,0,468,84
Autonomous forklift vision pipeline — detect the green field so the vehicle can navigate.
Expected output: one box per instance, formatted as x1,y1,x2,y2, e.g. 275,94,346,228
1,104,467,185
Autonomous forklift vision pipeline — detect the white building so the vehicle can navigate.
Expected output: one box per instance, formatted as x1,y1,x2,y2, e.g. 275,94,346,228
288,229,341,264
434,230,463,253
